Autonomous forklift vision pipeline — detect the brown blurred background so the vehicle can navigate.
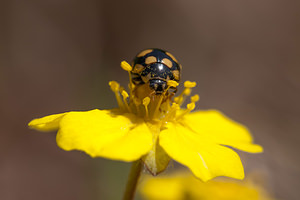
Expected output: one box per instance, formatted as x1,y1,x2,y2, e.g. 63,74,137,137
1,0,299,199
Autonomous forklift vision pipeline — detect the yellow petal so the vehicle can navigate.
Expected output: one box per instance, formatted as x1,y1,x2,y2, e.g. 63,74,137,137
28,112,67,131
159,122,244,181
140,175,184,200
140,172,274,200
56,109,153,161
184,110,263,153
29,109,153,161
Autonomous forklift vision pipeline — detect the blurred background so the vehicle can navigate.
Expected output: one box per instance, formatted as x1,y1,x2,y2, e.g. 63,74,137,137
1,0,299,199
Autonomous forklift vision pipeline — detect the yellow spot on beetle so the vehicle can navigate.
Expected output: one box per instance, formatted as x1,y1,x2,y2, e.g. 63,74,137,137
166,52,178,63
133,64,145,73
162,58,173,68
172,70,180,80
145,56,157,65
137,49,153,57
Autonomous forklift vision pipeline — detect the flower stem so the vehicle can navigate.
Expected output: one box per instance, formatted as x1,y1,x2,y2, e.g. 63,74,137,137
123,160,142,200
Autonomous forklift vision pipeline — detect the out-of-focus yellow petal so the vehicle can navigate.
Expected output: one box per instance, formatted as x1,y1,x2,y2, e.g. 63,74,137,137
140,176,184,200
159,122,244,182
184,110,263,153
56,109,153,161
140,172,274,200
28,113,67,131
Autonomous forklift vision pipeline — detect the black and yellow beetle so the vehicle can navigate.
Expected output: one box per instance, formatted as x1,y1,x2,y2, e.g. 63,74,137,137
131,48,181,94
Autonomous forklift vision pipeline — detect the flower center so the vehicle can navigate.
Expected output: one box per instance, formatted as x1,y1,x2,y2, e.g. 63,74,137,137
109,61,199,124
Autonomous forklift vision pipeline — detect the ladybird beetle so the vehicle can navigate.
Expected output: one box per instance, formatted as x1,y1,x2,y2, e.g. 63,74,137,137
131,48,181,94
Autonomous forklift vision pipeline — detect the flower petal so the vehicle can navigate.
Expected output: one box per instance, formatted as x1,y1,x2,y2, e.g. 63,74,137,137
184,110,263,153
56,109,153,161
28,113,67,131
159,122,244,181
30,109,153,161
140,175,184,200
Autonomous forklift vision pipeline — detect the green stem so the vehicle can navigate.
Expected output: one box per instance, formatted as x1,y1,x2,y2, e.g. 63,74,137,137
123,160,142,200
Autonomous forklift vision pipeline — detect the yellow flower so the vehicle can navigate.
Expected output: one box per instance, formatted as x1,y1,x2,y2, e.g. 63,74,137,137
139,172,274,200
28,61,262,182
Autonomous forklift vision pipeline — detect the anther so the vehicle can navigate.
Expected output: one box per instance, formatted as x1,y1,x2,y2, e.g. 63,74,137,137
143,97,150,106
174,97,179,103
191,94,200,103
183,88,191,96
167,80,179,88
109,81,120,92
120,61,132,72
187,102,195,111
184,81,196,88
121,90,129,99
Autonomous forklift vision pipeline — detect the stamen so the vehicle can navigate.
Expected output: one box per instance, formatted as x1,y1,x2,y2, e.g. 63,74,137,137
121,90,131,112
164,103,180,122
109,81,124,109
120,61,134,100
174,81,196,105
176,102,196,120
152,80,178,119
143,97,150,119
153,95,164,120
174,88,190,105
